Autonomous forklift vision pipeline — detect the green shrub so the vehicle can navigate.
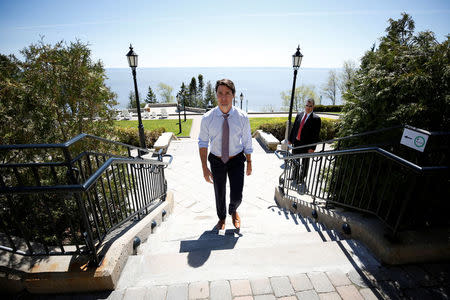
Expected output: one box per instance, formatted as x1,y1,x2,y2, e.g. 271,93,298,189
113,127,165,148
314,105,343,112
257,122,286,141
256,118,340,142
319,119,340,141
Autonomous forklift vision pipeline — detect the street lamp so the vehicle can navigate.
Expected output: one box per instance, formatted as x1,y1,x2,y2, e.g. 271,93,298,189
176,93,182,134
126,44,146,154
240,92,244,110
286,45,303,144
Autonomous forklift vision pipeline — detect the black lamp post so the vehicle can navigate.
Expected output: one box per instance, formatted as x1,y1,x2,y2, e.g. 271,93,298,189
183,92,186,122
287,45,303,138
240,92,244,110
126,44,146,153
176,93,182,134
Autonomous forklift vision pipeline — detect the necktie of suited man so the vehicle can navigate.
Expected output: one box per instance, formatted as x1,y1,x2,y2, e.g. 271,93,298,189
296,113,308,141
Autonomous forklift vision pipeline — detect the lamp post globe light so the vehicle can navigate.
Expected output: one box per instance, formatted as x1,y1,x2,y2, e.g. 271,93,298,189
284,45,303,149
126,44,147,153
240,92,244,110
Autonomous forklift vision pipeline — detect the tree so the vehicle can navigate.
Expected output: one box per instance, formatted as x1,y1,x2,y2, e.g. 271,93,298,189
340,13,450,138
127,91,144,108
322,70,339,105
178,82,188,108
188,77,197,107
157,83,174,103
204,81,217,107
280,85,318,112
145,86,157,103
198,74,205,107
0,39,117,145
339,60,357,97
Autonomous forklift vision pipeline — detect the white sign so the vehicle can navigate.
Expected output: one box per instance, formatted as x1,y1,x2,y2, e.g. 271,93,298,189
400,128,429,152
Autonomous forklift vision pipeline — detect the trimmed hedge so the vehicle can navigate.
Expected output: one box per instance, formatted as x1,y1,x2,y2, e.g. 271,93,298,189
256,118,340,142
313,105,343,112
113,127,165,148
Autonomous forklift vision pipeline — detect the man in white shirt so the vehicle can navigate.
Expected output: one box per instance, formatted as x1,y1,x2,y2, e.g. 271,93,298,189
198,79,253,230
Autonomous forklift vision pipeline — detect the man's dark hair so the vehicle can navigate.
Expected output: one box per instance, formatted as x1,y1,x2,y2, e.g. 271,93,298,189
215,79,236,96
307,98,315,106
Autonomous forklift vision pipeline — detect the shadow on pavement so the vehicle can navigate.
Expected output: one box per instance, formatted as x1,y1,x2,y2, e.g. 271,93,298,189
182,229,242,268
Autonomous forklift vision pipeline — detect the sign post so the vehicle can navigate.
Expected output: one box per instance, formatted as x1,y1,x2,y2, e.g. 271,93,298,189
400,128,429,152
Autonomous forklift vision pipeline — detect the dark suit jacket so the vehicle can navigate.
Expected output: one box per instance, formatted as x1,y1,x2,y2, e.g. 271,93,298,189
288,111,321,154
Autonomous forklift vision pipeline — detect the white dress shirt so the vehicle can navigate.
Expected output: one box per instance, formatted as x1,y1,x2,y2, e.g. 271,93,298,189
198,106,253,156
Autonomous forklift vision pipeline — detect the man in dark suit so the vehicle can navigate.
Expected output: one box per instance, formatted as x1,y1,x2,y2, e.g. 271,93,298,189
288,98,321,183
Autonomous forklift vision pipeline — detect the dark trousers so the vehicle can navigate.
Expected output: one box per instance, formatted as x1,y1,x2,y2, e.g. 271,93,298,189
208,152,245,220
292,148,310,182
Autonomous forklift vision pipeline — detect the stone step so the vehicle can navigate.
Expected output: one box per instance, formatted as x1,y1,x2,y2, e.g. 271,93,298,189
116,239,365,290
139,228,345,255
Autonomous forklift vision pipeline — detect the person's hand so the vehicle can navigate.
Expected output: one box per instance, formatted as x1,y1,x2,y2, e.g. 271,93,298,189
203,167,213,183
308,149,314,153
246,162,252,176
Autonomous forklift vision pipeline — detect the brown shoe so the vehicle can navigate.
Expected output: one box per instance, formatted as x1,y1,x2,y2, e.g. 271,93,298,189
215,219,225,230
232,212,241,229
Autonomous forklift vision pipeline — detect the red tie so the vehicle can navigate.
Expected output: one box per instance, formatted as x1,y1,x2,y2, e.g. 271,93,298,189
296,113,308,141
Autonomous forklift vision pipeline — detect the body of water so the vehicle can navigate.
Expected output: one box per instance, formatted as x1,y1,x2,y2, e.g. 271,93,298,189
105,67,342,112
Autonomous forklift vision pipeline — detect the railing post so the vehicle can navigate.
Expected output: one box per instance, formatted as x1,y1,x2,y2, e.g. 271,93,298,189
63,148,99,265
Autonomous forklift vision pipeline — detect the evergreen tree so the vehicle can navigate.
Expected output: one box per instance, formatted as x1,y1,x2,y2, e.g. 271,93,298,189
145,86,157,103
127,91,144,108
204,81,217,107
188,77,197,107
340,13,449,137
178,82,188,108
198,74,205,107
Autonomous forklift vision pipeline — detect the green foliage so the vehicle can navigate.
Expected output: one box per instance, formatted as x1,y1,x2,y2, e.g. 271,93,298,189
280,85,318,112
205,80,217,107
340,13,450,141
257,122,287,141
198,74,204,107
250,117,339,142
114,127,165,148
114,119,193,137
187,77,197,107
145,86,157,103
157,83,174,103
319,119,340,141
313,105,344,112
0,39,117,145
127,91,144,108
339,60,357,98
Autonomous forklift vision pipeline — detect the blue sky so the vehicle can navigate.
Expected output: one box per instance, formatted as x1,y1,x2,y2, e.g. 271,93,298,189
0,0,448,68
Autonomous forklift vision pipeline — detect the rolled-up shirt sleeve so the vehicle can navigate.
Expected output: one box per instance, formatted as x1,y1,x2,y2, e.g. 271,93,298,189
242,116,253,154
198,115,210,149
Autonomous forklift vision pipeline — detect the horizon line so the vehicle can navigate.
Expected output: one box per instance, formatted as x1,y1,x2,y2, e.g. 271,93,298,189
104,66,345,69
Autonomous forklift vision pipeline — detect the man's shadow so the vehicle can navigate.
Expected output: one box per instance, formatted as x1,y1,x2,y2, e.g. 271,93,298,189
181,228,242,268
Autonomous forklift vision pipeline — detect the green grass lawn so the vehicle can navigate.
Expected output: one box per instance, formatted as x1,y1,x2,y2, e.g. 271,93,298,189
114,119,193,137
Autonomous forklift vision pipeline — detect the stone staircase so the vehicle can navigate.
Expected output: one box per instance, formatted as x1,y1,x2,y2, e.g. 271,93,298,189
115,137,381,290
115,206,380,291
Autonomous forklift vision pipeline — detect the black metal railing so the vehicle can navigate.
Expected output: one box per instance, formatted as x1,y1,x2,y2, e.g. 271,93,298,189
276,126,449,236
0,134,172,265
